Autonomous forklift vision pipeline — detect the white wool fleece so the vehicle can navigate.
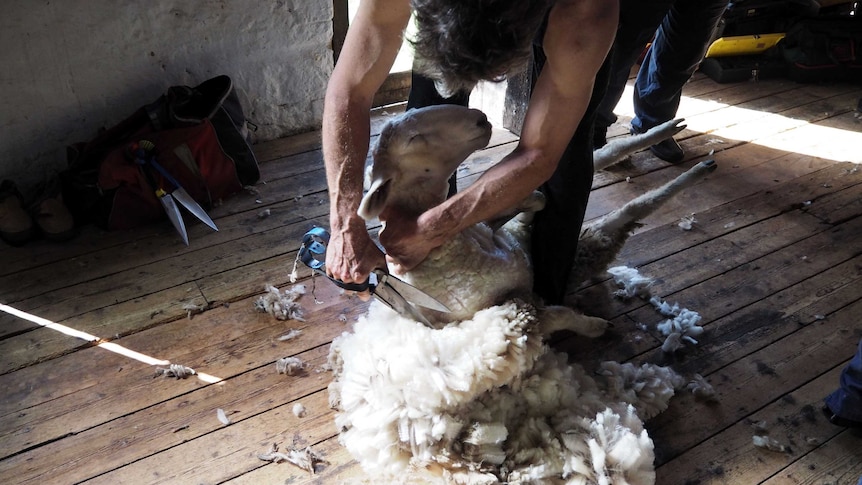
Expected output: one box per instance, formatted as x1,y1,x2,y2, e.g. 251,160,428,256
329,298,678,484
328,299,546,476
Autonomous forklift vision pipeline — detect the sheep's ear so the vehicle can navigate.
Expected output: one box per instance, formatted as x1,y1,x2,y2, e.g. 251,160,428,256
358,177,391,220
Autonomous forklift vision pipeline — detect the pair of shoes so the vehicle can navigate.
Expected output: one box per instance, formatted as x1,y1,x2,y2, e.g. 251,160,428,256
822,405,862,429
0,179,76,246
631,125,685,163
0,180,35,246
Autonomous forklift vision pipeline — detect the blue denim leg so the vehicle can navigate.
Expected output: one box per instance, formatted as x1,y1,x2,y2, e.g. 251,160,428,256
595,0,675,131
825,338,862,422
631,0,728,132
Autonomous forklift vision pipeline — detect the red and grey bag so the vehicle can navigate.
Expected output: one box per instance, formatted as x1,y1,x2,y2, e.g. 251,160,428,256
60,75,260,230
781,16,862,83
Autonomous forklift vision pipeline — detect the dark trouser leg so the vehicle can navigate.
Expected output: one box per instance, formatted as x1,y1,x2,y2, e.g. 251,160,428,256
406,72,470,109
406,72,471,197
529,47,612,304
631,0,728,131
825,338,862,422
595,0,675,142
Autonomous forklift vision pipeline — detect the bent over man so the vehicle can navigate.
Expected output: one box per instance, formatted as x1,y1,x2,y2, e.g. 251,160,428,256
322,0,618,304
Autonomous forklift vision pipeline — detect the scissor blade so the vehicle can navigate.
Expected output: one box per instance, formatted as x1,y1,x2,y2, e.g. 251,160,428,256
373,285,434,327
171,188,218,232
160,195,189,246
384,276,451,312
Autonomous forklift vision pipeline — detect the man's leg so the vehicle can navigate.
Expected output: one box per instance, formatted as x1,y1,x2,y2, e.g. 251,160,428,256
406,71,470,197
594,0,674,147
530,46,612,304
631,0,728,132
824,338,862,426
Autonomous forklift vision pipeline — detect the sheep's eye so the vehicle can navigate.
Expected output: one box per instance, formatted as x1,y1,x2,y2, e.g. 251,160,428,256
407,134,426,146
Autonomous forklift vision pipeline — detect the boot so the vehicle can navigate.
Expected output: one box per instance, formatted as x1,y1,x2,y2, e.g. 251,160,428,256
631,125,685,163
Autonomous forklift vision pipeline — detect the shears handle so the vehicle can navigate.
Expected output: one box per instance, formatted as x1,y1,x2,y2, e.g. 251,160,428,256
299,227,374,292
130,140,184,191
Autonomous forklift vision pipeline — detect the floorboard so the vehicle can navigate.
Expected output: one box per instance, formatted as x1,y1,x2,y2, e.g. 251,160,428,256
1,74,861,485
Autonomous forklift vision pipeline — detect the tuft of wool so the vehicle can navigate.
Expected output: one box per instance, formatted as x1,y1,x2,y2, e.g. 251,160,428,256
257,443,328,473
678,213,696,231
254,284,306,321
650,297,704,352
293,402,307,418
596,361,686,420
276,357,305,375
606,267,704,353
607,266,654,299
217,408,231,425
278,328,303,341
154,364,196,379
686,374,718,402
752,435,788,453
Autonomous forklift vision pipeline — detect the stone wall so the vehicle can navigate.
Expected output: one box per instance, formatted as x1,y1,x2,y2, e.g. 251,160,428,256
0,0,333,192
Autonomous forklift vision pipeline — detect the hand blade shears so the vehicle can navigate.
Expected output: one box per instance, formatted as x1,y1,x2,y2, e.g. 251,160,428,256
131,140,218,245
299,227,450,327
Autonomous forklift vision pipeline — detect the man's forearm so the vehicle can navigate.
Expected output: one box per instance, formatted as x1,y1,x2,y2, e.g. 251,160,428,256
420,145,555,243
322,95,372,232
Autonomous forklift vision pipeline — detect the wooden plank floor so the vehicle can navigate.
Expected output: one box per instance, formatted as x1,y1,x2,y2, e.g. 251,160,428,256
2,73,861,485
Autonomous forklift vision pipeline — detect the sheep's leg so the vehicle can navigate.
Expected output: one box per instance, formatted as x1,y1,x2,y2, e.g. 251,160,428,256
591,159,717,235
486,191,546,232
570,160,717,286
593,118,686,171
538,305,608,338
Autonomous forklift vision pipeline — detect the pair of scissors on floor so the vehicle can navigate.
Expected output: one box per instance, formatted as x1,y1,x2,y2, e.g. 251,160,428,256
299,227,450,327
131,140,218,246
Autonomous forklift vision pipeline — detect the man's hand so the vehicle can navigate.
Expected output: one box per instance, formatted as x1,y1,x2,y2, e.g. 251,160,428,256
378,209,442,275
326,226,387,300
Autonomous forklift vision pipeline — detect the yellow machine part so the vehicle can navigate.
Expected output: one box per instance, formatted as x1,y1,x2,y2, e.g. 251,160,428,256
705,33,786,58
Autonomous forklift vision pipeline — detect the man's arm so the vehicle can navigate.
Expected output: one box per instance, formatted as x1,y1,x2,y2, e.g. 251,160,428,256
382,0,619,272
322,0,411,284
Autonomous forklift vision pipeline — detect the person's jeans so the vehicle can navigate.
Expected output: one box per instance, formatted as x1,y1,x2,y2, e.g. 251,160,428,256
596,0,728,134
825,338,862,422
595,0,675,133
631,0,729,132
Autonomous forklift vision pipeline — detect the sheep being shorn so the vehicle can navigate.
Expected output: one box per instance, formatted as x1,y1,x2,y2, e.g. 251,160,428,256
328,105,716,484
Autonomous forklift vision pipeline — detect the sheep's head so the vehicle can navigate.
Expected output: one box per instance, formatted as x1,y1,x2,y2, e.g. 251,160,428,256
358,105,492,221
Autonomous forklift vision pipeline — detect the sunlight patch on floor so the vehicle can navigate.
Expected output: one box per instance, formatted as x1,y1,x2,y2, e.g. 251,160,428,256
0,303,223,383
614,84,862,164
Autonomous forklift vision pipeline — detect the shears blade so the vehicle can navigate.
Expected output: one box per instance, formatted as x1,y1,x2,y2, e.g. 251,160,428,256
373,285,434,326
379,274,450,313
158,192,189,246
171,187,219,232
131,140,218,245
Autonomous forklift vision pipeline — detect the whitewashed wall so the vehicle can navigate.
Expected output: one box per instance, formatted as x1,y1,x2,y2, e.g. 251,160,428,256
0,0,333,192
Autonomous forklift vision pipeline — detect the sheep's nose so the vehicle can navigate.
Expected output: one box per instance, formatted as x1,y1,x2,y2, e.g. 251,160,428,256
476,113,490,128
